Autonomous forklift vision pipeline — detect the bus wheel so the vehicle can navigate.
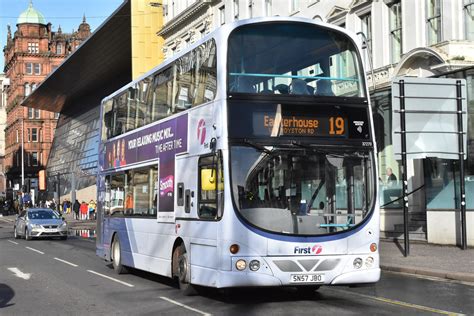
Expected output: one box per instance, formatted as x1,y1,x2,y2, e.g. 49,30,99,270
174,245,197,296
111,236,128,274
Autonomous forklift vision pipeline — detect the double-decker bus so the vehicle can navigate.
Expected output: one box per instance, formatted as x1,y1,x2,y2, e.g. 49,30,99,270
96,17,379,294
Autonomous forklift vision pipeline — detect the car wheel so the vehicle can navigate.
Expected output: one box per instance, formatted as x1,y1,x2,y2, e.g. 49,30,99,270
173,244,197,296
111,236,128,274
25,228,31,241
14,226,20,239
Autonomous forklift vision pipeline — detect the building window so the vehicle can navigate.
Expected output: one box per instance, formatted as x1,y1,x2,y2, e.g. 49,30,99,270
219,6,225,25
57,43,63,54
27,42,39,53
465,0,474,40
34,63,41,75
29,128,38,142
248,0,253,18
24,83,31,97
233,0,239,20
54,112,60,119
31,152,39,166
389,1,402,63
28,108,34,119
16,130,19,143
35,109,40,119
426,0,441,45
265,0,272,16
25,63,32,74
361,13,372,66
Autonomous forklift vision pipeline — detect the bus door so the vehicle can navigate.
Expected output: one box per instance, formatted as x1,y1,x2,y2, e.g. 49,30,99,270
174,155,198,220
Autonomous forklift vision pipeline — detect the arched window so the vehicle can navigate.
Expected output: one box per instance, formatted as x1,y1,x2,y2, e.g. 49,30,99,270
57,43,63,54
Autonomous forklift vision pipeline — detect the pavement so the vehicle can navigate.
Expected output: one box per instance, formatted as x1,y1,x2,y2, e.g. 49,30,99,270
2,212,473,284
379,238,474,283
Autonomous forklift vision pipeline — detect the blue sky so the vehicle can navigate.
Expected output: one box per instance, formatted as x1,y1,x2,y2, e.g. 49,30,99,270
0,0,124,71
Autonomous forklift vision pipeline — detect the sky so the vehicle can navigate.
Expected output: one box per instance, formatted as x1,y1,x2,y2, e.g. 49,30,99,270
0,0,124,71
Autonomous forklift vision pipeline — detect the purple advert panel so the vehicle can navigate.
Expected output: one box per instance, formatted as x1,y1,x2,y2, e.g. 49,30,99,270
104,114,188,213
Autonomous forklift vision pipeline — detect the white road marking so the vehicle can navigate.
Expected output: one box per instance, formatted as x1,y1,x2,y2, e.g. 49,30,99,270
25,246,45,254
0,218,13,223
328,288,464,316
8,267,31,280
8,240,19,245
160,296,212,316
87,270,135,287
54,257,78,267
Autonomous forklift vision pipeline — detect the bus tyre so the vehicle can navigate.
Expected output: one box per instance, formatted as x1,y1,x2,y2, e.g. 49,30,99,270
112,236,128,274
174,245,197,296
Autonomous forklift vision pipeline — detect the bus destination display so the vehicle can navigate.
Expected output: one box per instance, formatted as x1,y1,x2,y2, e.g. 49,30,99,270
262,114,347,137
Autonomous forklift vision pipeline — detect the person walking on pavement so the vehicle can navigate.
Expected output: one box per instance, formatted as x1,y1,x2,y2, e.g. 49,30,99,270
73,199,80,220
80,201,88,220
88,200,96,220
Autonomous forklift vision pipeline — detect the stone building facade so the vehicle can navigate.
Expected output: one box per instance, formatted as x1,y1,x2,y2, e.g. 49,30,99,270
0,74,7,199
2,2,91,203
159,0,474,245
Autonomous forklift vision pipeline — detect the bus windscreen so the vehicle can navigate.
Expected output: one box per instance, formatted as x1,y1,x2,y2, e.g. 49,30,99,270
228,22,365,98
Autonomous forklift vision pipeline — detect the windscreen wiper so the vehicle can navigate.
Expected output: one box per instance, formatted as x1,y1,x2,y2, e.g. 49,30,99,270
241,139,272,154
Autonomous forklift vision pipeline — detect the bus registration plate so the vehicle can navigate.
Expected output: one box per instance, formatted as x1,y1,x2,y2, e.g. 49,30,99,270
290,274,325,283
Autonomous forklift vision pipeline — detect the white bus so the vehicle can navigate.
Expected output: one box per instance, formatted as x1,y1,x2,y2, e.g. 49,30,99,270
96,17,380,294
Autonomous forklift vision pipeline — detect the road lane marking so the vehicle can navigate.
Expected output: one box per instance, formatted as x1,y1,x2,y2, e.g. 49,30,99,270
0,218,13,223
25,246,45,254
8,240,18,245
8,267,31,280
54,257,78,267
328,288,463,316
160,296,211,316
87,270,135,287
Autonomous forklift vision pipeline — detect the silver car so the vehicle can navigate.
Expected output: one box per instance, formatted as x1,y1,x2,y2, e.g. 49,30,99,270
14,208,68,240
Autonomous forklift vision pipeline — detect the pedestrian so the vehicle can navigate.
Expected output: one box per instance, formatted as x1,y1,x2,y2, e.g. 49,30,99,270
80,201,88,220
73,199,80,220
63,200,68,215
88,200,96,220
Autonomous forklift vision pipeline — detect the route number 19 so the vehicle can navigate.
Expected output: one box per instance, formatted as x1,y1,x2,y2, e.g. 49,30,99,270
329,117,345,135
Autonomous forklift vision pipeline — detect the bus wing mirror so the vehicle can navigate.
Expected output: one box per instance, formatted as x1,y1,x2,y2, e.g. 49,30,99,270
201,169,216,191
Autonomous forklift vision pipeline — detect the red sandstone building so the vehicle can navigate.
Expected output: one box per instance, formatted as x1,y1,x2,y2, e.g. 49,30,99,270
3,2,90,202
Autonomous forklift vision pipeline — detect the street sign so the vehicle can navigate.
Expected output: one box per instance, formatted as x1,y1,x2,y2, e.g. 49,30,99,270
392,77,467,160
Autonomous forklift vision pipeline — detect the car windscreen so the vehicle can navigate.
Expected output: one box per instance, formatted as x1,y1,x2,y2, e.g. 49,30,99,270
29,210,59,220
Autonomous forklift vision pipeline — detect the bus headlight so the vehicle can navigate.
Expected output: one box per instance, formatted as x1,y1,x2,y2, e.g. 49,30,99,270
353,258,363,269
235,259,247,271
365,257,374,268
249,260,260,271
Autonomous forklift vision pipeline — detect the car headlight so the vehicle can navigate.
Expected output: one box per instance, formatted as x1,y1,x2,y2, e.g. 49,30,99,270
30,224,41,229
59,222,67,228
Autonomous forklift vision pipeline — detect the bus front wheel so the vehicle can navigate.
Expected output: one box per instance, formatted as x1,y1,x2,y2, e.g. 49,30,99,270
173,245,197,296
111,236,128,274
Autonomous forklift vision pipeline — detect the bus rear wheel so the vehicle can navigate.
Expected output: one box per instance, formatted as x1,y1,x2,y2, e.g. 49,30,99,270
111,236,128,274
173,245,197,296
